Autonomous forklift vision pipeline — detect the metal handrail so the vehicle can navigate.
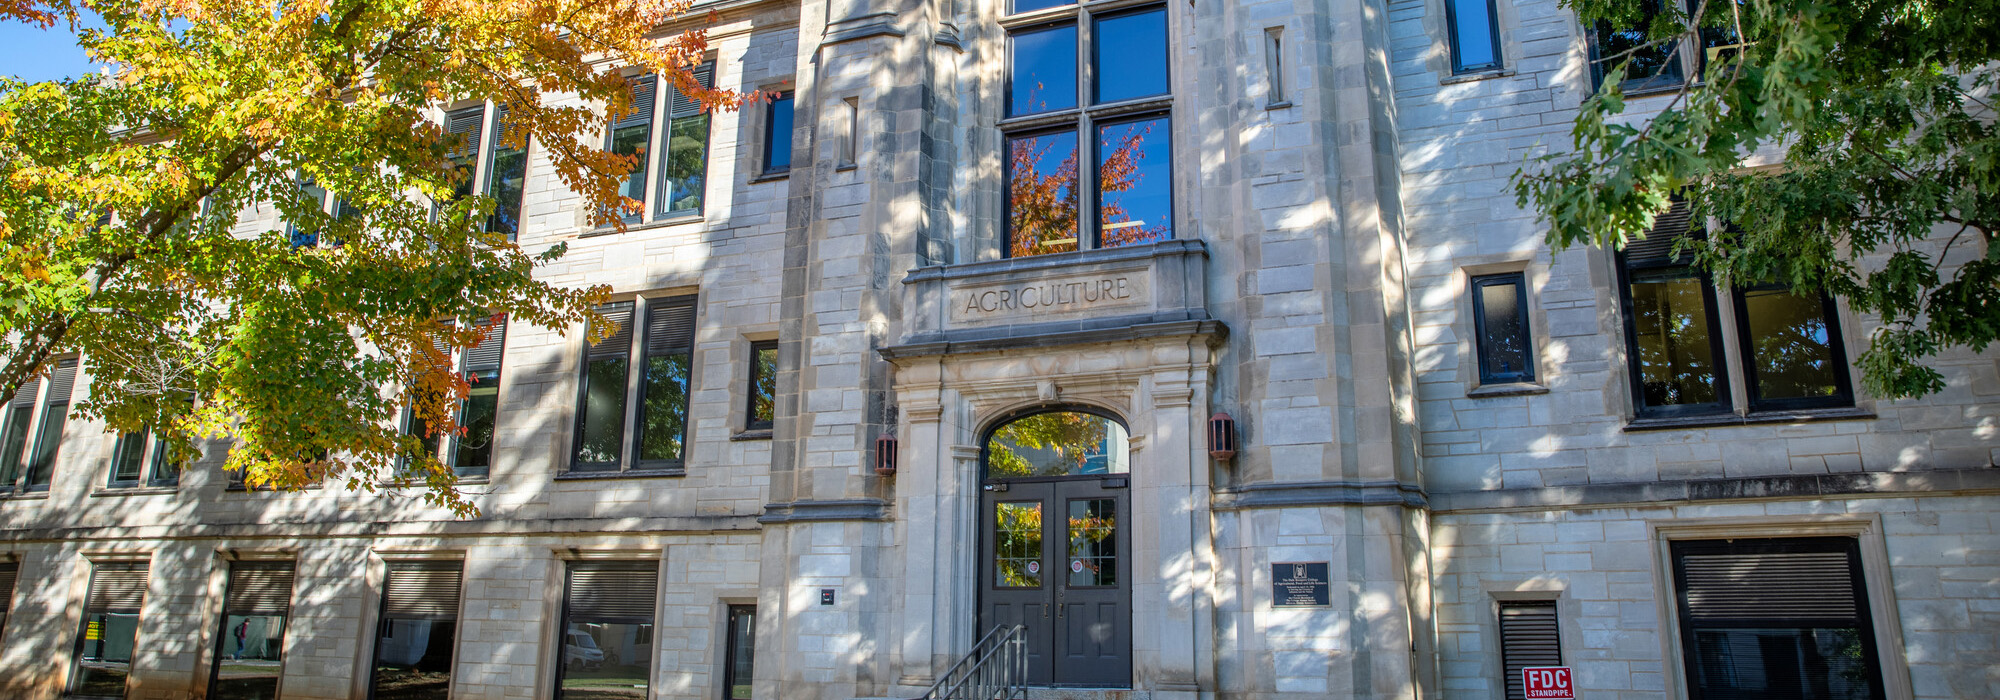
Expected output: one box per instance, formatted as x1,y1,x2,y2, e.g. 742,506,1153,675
917,624,1028,700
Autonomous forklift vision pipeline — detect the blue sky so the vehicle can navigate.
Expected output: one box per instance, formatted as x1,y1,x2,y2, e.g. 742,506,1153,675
0,17,104,83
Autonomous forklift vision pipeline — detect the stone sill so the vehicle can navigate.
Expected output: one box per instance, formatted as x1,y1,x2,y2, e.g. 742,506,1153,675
92,486,180,497
1441,69,1515,85
1466,382,1548,398
378,479,492,488
554,468,686,481
0,492,48,501
731,429,774,441
578,213,703,239
1624,406,1875,432
747,170,789,184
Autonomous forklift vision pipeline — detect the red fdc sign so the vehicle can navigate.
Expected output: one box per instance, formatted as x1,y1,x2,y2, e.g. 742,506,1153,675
1523,666,1574,699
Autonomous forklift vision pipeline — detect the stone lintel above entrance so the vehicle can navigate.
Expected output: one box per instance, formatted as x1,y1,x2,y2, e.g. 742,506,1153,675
885,240,1222,358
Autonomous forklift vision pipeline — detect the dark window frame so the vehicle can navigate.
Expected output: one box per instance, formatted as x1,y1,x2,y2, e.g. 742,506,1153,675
554,561,660,699
978,404,1131,483
1585,0,1687,93
745,340,778,432
367,559,464,700
1730,283,1854,413
654,62,717,221
69,559,148,700
106,430,179,490
401,315,508,481
1470,272,1536,385
1001,2,1175,259
17,358,77,493
761,92,795,176
569,295,699,476
721,604,757,700
1617,258,1732,418
1444,0,1504,73
440,103,530,240
1669,537,1888,700
207,560,297,700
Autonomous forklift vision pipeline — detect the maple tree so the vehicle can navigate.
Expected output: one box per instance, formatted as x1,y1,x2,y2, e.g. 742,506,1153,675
1514,0,2000,399
0,0,744,514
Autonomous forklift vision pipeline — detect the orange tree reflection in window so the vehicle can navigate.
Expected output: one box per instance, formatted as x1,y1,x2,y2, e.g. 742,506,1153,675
1008,123,1162,258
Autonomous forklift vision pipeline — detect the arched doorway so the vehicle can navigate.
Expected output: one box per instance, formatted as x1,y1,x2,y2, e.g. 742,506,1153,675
977,407,1133,687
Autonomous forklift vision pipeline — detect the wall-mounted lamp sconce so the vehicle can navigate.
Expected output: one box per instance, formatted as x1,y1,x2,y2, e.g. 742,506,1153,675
875,433,899,476
1208,412,1238,464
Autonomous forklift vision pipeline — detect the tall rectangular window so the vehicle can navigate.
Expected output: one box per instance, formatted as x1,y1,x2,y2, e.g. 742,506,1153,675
745,341,778,432
1445,0,1503,73
1471,273,1535,384
763,93,795,174
607,76,657,224
1005,3,1174,258
442,104,528,240
1620,201,1728,417
405,316,507,479
1734,285,1852,411
657,64,716,218
1498,601,1561,700
209,561,296,700
0,561,15,639
721,605,757,700
557,561,658,700
71,559,148,700
370,560,463,700
1588,0,1683,91
573,297,697,474
0,375,43,491
1671,538,1886,700
21,358,76,492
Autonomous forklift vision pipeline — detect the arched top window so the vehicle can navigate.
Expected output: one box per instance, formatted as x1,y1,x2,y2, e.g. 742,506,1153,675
983,408,1129,480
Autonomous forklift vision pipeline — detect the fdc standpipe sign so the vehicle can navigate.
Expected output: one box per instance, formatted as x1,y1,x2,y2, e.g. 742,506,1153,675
1523,667,1574,699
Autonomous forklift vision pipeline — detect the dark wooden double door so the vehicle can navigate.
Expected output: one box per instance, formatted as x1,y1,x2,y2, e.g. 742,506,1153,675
978,478,1132,687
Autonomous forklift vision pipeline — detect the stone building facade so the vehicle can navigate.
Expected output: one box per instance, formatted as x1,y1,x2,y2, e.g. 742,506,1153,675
0,0,1996,699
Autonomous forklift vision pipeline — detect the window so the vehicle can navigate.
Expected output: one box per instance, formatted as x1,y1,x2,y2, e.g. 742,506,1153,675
108,428,181,489
404,315,507,479
556,561,658,699
1587,0,1739,92
1445,0,1503,73
209,561,295,700
984,409,1130,479
605,65,716,224
1498,601,1561,700
722,605,757,700
1263,27,1285,105
763,93,795,175
745,341,777,431
288,172,362,247
1471,272,1535,385
1004,1,1173,258
1671,538,1886,700
370,560,462,700
71,559,148,700
442,104,529,239
1733,284,1853,411
1,358,77,492
0,561,13,639
1620,202,1729,417
573,296,698,473
1618,201,1853,419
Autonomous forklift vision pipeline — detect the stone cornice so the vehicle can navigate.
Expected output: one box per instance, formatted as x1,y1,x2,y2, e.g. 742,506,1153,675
0,514,762,544
757,498,892,523
1429,468,2000,514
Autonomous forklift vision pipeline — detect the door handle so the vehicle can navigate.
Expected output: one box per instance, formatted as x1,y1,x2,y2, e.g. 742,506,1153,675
1056,587,1064,618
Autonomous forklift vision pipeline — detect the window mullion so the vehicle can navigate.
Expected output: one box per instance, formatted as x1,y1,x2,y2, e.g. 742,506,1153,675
1079,10,1097,250
622,297,648,472
643,86,670,218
